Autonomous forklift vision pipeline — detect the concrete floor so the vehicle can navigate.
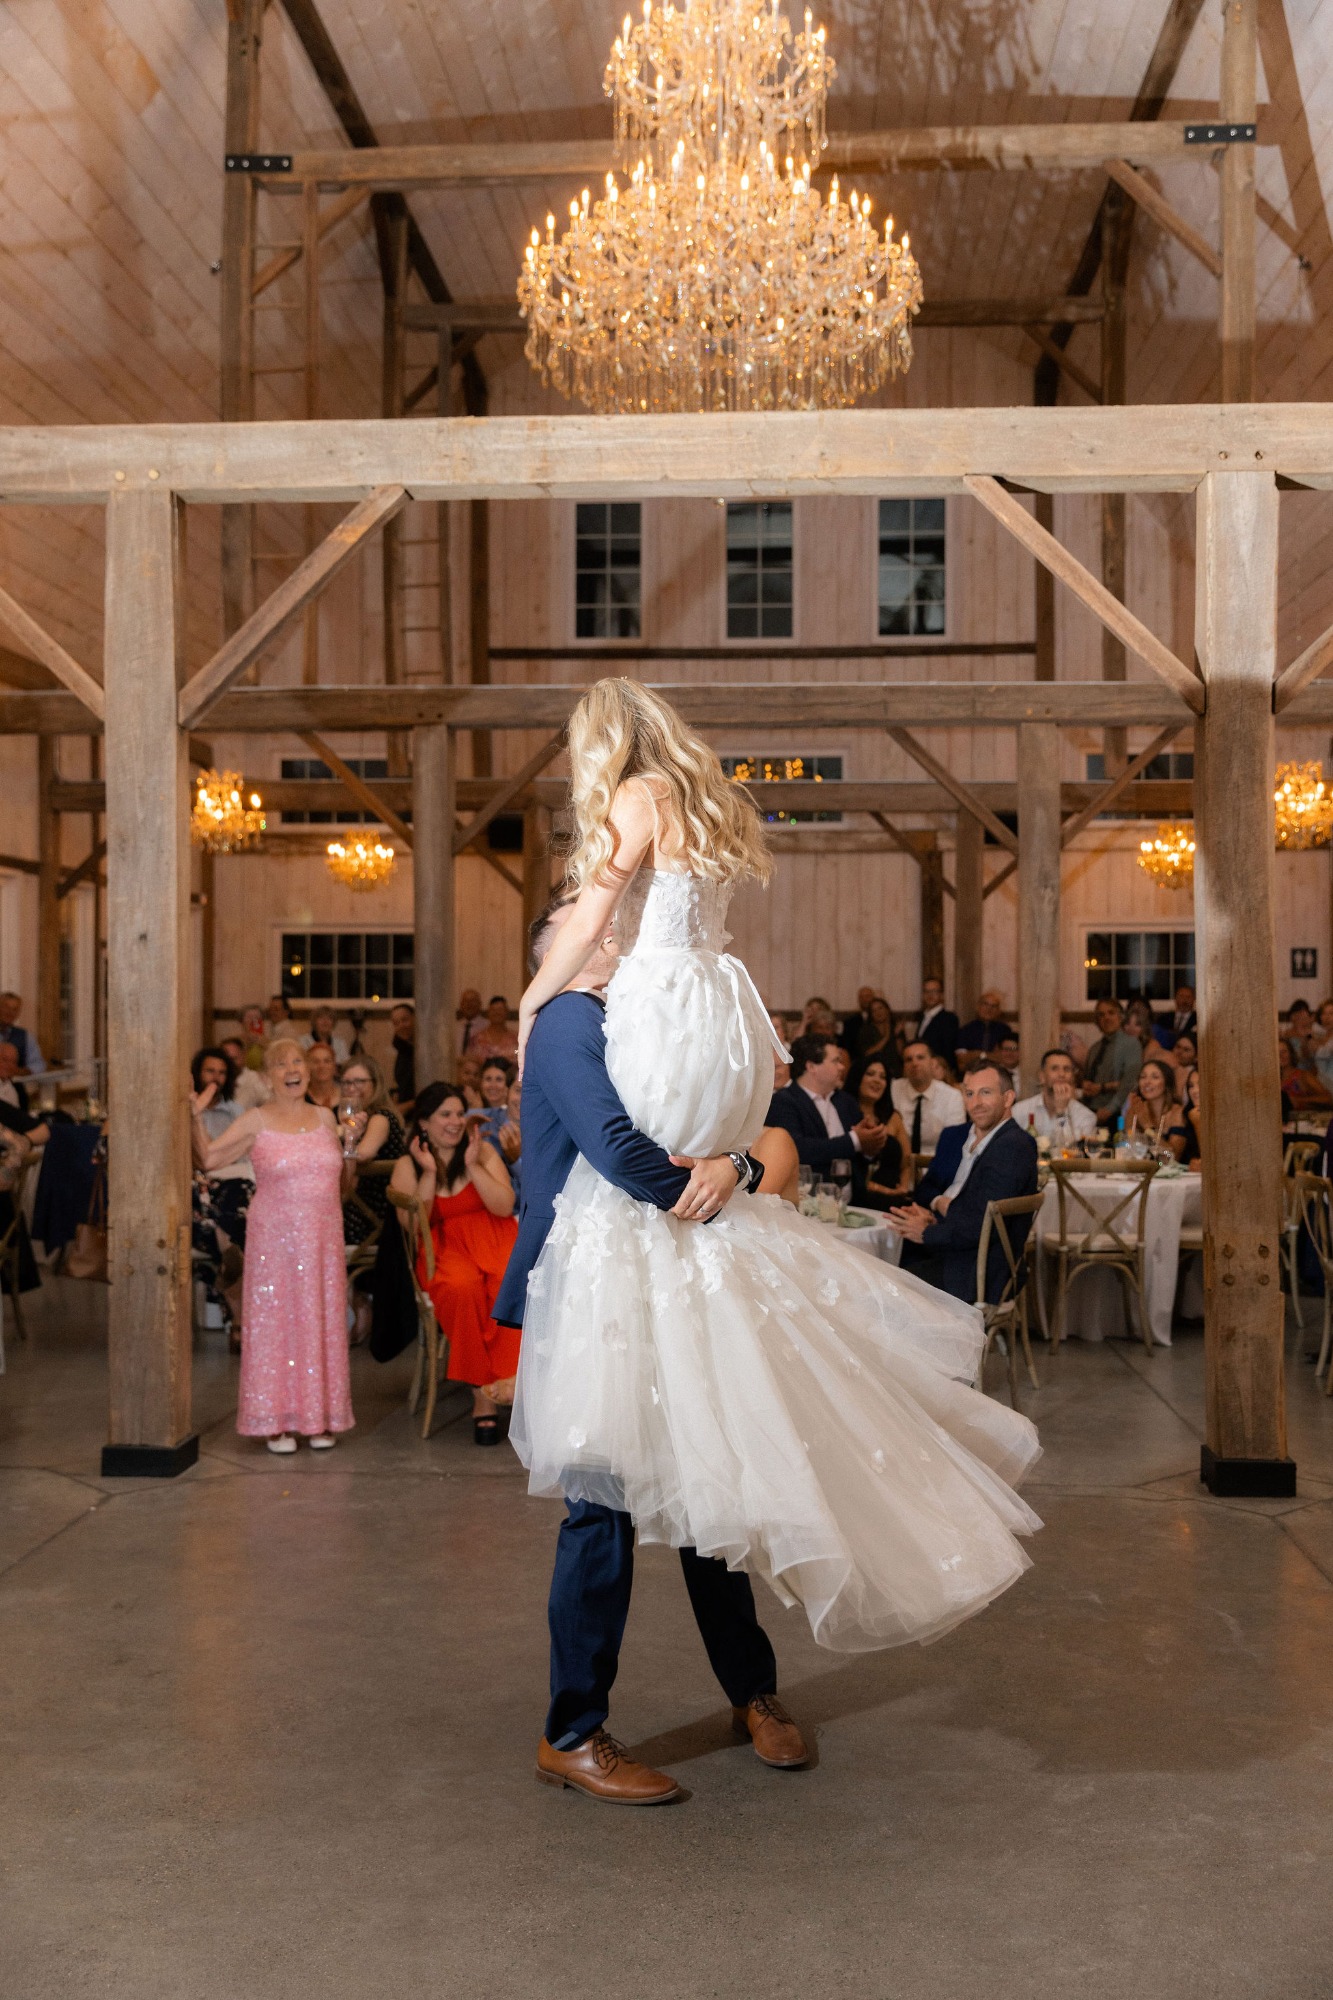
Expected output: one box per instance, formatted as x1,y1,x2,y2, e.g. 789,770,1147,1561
4,1280,1333,2000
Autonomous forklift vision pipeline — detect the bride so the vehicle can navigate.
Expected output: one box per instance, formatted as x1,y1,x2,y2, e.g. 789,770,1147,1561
509,677,1041,1653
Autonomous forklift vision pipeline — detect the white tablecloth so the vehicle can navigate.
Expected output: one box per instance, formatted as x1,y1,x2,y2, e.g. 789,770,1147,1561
1036,1171,1203,1345
813,1207,904,1267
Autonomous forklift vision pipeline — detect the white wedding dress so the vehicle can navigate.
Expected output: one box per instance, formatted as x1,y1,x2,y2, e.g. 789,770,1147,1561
509,868,1042,1652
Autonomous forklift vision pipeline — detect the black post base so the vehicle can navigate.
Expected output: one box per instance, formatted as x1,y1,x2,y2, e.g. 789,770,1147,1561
101,1436,200,1480
1200,1446,1296,1498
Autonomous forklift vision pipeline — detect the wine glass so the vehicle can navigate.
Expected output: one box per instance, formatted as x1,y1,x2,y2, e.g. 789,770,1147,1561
338,1098,360,1157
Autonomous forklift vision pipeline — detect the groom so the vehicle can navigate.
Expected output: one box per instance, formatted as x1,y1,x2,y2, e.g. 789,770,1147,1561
494,893,810,1805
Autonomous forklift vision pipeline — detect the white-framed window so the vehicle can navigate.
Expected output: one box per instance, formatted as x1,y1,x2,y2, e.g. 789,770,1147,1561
1084,929,1195,1004
877,497,946,636
726,502,793,640
280,929,414,1004
575,502,642,639
718,751,842,824
280,756,390,825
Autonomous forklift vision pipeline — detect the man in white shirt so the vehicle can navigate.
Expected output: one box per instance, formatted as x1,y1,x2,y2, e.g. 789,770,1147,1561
890,1040,964,1156
1012,1048,1098,1144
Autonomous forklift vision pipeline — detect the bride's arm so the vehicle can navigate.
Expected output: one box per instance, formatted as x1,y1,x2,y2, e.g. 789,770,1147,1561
515,782,655,1065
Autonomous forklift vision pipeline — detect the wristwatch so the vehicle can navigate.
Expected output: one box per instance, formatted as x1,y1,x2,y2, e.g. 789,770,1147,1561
728,1151,750,1187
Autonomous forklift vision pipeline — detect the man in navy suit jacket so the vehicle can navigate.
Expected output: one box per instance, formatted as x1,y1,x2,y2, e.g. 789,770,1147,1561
496,896,808,1804
913,975,961,1067
887,1063,1038,1304
765,1032,886,1169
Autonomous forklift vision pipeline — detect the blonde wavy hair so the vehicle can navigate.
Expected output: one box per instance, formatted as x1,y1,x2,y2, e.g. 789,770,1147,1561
565,678,771,889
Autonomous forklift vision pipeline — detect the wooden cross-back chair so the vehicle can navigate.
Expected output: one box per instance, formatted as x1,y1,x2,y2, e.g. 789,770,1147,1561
344,1158,395,1283
1282,1139,1322,1329
976,1192,1044,1406
1045,1159,1160,1353
388,1186,451,1440
1293,1173,1333,1392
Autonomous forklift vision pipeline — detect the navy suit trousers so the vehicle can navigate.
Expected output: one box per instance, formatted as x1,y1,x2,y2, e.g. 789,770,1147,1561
546,1499,778,1748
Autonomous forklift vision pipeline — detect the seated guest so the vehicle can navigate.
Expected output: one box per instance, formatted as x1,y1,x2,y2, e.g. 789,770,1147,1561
955,989,1011,1067
886,1064,1039,1303
390,1082,518,1445
467,995,519,1064
768,1012,791,1089
800,994,835,1034
189,1046,254,1338
0,990,45,1073
1124,998,1157,1051
0,1038,45,1302
912,976,960,1068
1013,1048,1098,1146
478,1057,517,1147
304,1041,341,1111
1168,1029,1198,1076
1158,983,1197,1048
890,1039,965,1159
1124,1057,1189,1158
458,1053,485,1109
0,1038,50,1145
848,1056,913,1208
751,1122,801,1203
264,994,293,1037
1179,1066,1201,1168
390,1002,416,1110
456,986,486,1057
1280,1035,1332,1116
997,1031,1022,1091
766,1033,887,1171
848,996,900,1078
302,1005,351,1066
1082,998,1142,1127
340,1053,409,1343
495,1075,523,1199
239,1005,268,1070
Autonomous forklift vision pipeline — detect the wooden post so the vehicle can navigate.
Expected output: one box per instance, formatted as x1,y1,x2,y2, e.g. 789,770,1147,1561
1194,469,1289,1493
220,0,264,638
36,735,61,1064
953,809,984,1023
522,799,554,992
1034,494,1056,682
469,499,491,779
301,178,322,689
382,209,409,774
1219,0,1257,401
411,722,455,1087
102,488,196,1477
1100,183,1133,771
919,831,945,987
199,845,216,1050
1017,723,1061,1084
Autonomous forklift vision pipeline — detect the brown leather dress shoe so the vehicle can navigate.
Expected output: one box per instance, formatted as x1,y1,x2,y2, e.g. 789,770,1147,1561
732,1694,810,1768
535,1729,683,1805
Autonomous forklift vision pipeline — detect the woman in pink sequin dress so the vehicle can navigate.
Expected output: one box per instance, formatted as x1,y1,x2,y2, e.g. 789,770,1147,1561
191,1037,353,1453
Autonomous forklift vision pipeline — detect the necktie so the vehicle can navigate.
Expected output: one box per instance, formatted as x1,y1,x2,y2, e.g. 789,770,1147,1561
911,1093,924,1154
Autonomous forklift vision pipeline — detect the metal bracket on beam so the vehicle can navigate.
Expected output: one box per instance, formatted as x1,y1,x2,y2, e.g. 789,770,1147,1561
1183,123,1256,145
225,153,293,173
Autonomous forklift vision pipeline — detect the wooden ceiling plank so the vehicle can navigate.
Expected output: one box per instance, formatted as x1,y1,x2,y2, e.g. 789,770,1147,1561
962,474,1205,711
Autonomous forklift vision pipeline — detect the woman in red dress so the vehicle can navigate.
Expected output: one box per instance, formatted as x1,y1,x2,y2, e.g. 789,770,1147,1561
391,1081,518,1445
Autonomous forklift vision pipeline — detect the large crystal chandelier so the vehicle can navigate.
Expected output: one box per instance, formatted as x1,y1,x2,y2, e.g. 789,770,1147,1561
1274,761,1333,849
190,769,265,854
325,837,396,892
517,0,923,412
1137,822,1196,891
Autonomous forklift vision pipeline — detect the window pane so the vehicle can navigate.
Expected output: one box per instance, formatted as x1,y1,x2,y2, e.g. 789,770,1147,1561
879,499,909,533
575,502,641,645
310,935,334,966
877,496,947,640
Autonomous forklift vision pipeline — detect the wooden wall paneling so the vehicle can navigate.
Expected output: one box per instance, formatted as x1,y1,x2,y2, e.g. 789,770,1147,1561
1194,469,1287,1490
102,486,194,1473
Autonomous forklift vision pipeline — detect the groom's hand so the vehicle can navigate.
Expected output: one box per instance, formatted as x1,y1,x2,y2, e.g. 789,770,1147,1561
668,1153,742,1221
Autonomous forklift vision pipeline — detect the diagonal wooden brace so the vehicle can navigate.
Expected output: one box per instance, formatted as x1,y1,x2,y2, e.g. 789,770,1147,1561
0,585,105,719
870,811,957,896
1103,159,1224,278
179,486,409,729
1274,617,1333,712
963,475,1205,713
451,730,566,858
887,728,1019,853
299,730,414,849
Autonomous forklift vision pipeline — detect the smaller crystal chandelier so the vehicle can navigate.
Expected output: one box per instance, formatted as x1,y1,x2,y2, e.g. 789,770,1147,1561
1274,761,1333,849
326,836,396,892
1138,822,1196,891
190,769,265,853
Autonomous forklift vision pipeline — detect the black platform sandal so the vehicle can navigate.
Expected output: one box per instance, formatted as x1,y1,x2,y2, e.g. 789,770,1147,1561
473,1415,501,1447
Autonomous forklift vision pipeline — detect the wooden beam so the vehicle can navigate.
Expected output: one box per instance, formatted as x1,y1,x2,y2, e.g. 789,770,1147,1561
178,485,408,728
918,834,945,989
412,724,454,1085
1274,617,1333,711
1017,724,1062,1076
469,839,522,895
962,475,1205,712
252,184,368,297
887,728,1019,853
451,732,565,857
0,851,39,876
1056,724,1186,845
1033,494,1056,681
296,730,414,848
266,121,1218,190
522,799,555,992
103,486,194,1461
918,297,1104,328
1021,326,1102,403
983,856,1017,899
220,0,264,641
36,737,59,1062
1220,1,1258,401
9,407,1333,505
1102,158,1223,277
869,811,956,895
1194,469,1285,1482
953,810,985,1019
490,642,1037,661
0,585,105,719
57,839,107,901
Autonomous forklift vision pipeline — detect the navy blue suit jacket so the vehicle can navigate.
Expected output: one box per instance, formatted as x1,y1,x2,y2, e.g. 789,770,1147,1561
493,991,757,1329
765,1082,862,1168
902,1117,1039,1304
915,1008,960,1064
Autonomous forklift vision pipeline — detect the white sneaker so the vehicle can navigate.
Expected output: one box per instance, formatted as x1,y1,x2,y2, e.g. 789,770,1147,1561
266,1434,298,1455
307,1433,337,1450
